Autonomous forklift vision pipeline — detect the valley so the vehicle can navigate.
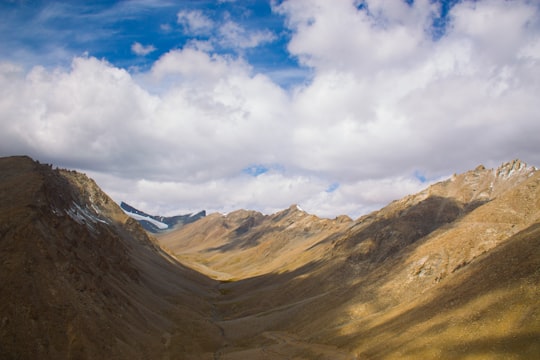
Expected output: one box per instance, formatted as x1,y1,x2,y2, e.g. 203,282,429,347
0,156,539,359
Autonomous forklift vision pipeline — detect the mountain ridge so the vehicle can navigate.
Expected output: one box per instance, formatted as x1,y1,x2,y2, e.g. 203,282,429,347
156,158,540,358
1,156,538,359
159,159,539,279
0,156,223,359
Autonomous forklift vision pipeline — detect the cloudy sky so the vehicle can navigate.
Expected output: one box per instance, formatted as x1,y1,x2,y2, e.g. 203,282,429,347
1,0,539,218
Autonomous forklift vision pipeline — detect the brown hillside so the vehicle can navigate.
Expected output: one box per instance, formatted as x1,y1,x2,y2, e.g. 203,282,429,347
1,156,538,359
158,205,352,280
158,159,540,359
0,156,223,359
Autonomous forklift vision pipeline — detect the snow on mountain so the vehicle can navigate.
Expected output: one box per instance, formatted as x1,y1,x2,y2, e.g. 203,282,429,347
120,202,206,233
122,209,169,230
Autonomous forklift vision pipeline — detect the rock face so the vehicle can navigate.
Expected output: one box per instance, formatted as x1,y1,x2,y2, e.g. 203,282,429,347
1,156,539,359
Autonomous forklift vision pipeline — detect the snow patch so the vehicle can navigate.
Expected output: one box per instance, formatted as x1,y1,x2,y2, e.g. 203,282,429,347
123,210,169,230
66,202,108,232
90,203,100,214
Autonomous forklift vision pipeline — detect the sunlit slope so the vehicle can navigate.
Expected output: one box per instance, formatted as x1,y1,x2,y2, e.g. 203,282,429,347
159,160,540,359
158,206,352,280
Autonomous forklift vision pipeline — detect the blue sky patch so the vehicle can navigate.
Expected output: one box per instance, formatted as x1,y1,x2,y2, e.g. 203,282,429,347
0,0,305,87
242,164,270,177
414,171,427,183
0,0,460,87
431,0,462,40
326,182,340,193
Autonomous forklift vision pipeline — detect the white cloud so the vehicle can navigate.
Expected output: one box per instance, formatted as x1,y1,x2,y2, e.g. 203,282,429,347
177,10,276,52
448,0,537,63
275,0,435,72
278,0,540,177
0,57,160,171
86,166,429,219
1,0,540,219
185,39,214,53
218,20,276,49
177,10,214,35
131,42,156,56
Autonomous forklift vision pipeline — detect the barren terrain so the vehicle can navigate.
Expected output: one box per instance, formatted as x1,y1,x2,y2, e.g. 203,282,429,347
1,156,539,359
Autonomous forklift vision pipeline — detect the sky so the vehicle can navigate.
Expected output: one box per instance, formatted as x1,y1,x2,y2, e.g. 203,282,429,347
0,0,539,218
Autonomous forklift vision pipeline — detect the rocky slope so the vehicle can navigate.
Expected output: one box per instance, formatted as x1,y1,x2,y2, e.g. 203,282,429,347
1,156,538,359
0,156,222,359
158,159,540,359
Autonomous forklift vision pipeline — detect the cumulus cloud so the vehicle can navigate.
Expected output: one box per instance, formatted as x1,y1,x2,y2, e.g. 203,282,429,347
85,167,427,218
0,57,159,172
1,0,539,218
131,42,156,56
275,0,435,72
278,0,540,177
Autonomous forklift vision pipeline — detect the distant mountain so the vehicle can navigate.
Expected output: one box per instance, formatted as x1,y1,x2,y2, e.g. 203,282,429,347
120,201,205,233
1,156,539,359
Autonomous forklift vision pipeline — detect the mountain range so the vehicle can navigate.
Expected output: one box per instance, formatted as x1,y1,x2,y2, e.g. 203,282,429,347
0,156,538,359
120,201,205,233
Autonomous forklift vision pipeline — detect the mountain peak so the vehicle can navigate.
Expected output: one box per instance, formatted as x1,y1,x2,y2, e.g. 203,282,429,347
496,158,536,177
425,159,537,205
290,204,304,212
269,203,309,222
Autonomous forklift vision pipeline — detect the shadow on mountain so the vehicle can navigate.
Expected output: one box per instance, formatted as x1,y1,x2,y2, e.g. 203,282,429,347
209,259,337,347
208,195,488,256
207,221,290,252
329,222,540,358
339,195,488,263
0,157,223,360
206,217,539,358
202,195,495,325
211,228,279,252
2,156,539,359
